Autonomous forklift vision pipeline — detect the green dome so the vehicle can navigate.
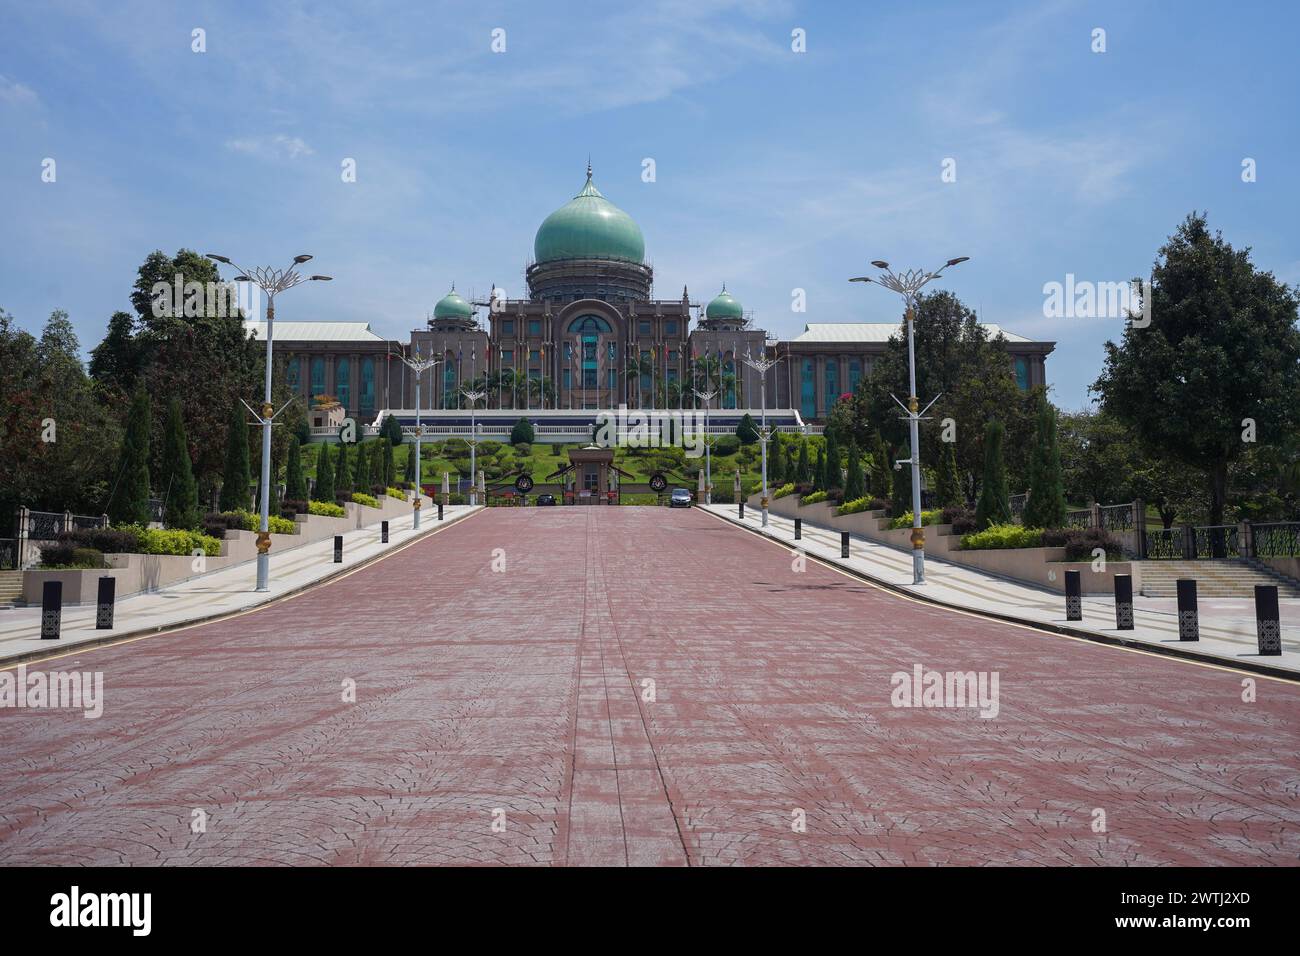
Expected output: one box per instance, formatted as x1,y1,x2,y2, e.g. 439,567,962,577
534,170,645,265
433,287,473,320
705,287,743,320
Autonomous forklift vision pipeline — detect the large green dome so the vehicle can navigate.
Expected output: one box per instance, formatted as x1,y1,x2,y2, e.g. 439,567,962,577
705,286,743,320
433,287,473,320
534,169,645,265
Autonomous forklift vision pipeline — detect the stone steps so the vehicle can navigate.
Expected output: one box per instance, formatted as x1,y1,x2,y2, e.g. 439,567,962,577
1136,560,1300,598
0,571,25,607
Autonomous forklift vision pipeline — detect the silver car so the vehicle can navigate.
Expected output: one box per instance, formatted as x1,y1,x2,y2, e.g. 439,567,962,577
669,488,693,508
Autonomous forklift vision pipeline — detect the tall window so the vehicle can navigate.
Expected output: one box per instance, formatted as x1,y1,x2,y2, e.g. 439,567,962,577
286,356,301,393
443,361,456,406
528,319,541,336
825,359,838,408
800,359,816,420
849,359,862,394
310,356,325,398
640,349,651,397
502,319,514,335
724,355,736,408
1014,356,1030,390
336,357,350,409
360,357,375,416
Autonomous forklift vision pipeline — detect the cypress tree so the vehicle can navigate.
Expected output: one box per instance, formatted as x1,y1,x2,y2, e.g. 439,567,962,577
352,441,369,495
769,437,785,485
843,441,865,502
812,447,826,492
404,443,417,486
335,440,351,496
869,431,893,500
1023,401,1068,529
935,440,963,509
381,437,395,488
796,440,811,484
823,431,841,491
975,419,1013,530
285,436,307,500
736,413,759,444
219,402,251,512
109,387,152,526
161,398,199,529
368,438,385,491
313,441,335,502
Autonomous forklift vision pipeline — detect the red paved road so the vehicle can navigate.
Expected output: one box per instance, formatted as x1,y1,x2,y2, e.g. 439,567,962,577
1,508,1297,866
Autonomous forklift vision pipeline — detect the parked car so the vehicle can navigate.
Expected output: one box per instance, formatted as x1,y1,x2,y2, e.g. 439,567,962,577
536,494,556,506
669,488,693,508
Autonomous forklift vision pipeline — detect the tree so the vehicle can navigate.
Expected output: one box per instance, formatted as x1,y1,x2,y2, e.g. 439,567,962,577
812,446,826,492
381,437,395,488
160,398,199,529
736,413,759,444
868,432,892,500
285,436,307,500
934,440,963,509
1093,212,1300,524
404,443,417,486
975,420,1012,530
843,441,865,501
822,430,841,491
313,442,335,502
335,440,352,496
368,439,385,491
1023,400,1068,529
353,441,370,494
219,403,251,512
88,311,141,394
796,441,811,484
770,437,786,485
511,417,535,445
108,387,152,526
381,413,404,447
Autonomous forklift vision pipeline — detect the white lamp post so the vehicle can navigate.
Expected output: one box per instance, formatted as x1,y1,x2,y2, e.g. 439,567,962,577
207,253,331,592
392,347,441,529
741,348,780,527
850,257,969,584
694,388,717,504
462,387,485,505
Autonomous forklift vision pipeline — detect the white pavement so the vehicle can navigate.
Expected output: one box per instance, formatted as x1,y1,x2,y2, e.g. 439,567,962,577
703,503,1300,677
0,505,482,665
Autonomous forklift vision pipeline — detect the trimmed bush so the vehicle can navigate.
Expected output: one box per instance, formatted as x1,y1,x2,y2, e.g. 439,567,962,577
39,542,105,569
836,495,882,516
111,525,221,557
1042,526,1124,561
800,490,829,506
960,524,1043,551
511,417,535,445
386,487,406,501
280,499,309,516
975,419,1012,531
888,509,943,530
308,500,346,518
772,482,796,500
351,492,380,508
54,527,142,554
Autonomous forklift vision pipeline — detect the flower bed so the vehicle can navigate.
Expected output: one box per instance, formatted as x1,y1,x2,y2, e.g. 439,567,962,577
351,492,380,508
308,500,346,518
959,524,1043,551
888,509,943,530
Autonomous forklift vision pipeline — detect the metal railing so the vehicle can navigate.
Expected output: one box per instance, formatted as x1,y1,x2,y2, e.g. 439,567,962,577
1143,524,1241,560
1251,522,1300,558
1099,503,1134,532
1063,509,1092,530
0,538,17,570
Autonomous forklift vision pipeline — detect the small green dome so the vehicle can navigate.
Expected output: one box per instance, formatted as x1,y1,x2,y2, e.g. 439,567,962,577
433,287,473,320
705,287,743,320
534,169,645,265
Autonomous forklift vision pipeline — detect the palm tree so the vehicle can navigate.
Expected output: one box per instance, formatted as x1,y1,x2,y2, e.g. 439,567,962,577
624,355,656,408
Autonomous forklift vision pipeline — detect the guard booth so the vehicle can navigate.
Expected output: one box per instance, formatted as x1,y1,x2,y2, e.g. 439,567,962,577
547,445,632,505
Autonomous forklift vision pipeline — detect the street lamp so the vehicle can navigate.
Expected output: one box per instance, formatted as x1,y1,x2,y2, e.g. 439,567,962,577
392,346,441,529
850,257,968,584
694,388,717,504
462,388,486,505
207,252,331,592
741,346,781,527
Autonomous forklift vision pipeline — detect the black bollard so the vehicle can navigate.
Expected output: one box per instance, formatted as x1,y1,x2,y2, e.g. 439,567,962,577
1064,569,1082,621
381,520,389,544
794,518,802,541
841,531,850,559
739,501,745,519
1114,573,1134,630
1176,579,1199,641
1255,585,1281,656
95,576,115,630
333,535,343,563
40,580,61,640
438,502,444,521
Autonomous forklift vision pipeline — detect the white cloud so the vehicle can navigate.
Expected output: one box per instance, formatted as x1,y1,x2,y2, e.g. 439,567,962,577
0,73,38,106
224,134,315,160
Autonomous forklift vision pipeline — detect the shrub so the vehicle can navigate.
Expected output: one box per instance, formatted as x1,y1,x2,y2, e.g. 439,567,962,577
308,500,346,518
511,417,535,445
960,524,1043,551
54,527,143,554
941,505,972,526
837,496,878,516
351,492,380,508
1042,526,1124,561
39,542,105,568
713,435,740,457
281,499,309,516
800,490,829,506
951,515,979,535
110,525,221,557
227,511,295,535
386,487,406,501
772,482,796,500
888,509,943,530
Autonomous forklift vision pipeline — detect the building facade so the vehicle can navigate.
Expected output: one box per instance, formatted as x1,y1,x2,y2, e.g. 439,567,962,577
256,167,1054,425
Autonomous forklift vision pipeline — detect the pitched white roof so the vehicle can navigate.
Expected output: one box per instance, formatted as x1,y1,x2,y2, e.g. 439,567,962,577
793,322,1030,344
243,320,385,342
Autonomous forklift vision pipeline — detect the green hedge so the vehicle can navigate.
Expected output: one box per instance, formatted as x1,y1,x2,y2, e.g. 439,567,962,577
960,524,1043,551
351,492,380,508
385,487,406,501
117,525,222,557
800,491,829,506
308,500,346,518
837,496,880,516
772,482,796,500
888,509,943,530
230,510,297,535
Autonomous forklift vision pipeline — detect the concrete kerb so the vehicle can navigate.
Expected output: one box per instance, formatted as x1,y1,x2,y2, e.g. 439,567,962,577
701,505,1300,684
0,506,484,670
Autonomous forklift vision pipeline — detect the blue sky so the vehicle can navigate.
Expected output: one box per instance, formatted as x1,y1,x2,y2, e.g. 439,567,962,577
2,0,1296,409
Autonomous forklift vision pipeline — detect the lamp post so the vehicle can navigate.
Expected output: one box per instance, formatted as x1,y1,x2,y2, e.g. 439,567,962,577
462,388,485,505
392,347,441,529
694,388,717,504
741,346,780,527
207,253,331,591
850,257,969,584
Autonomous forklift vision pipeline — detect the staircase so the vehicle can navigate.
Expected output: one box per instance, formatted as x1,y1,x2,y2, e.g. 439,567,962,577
1137,560,1300,598
0,571,24,608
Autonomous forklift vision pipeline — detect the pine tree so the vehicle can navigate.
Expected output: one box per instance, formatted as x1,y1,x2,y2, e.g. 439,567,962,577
313,441,335,502
869,431,892,500
353,441,369,494
1023,401,1068,529
368,438,385,491
404,443,417,486
161,397,199,529
823,431,841,491
796,440,811,484
935,440,963,509
335,440,351,496
769,437,785,485
284,436,307,500
844,441,865,502
219,402,251,512
812,447,826,492
975,419,1012,530
109,387,152,526
384,437,396,488
736,413,759,444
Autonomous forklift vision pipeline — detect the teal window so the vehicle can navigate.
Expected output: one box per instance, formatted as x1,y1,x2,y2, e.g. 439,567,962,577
502,349,513,364
665,320,677,335
530,349,540,362
1014,356,1030,390
502,320,514,335
336,357,350,409
528,319,541,336
286,356,301,393
360,357,375,415
849,359,862,394
608,367,617,390
825,360,838,406
800,359,815,419
310,356,325,397
638,321,651,336
563,368,571,389
568,314,612,334
724,356,735,408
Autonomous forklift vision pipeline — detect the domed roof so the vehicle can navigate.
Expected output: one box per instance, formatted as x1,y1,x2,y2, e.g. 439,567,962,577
705,286,743,320
433,287,473,320
534,167,645,265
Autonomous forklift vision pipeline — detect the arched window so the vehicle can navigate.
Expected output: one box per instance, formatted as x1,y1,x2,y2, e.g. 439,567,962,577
336,357,350,410
567,314,612,334
800,359,816,420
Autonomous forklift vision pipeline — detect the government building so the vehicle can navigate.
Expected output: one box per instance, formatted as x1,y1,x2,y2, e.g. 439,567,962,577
246,166,1053,433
